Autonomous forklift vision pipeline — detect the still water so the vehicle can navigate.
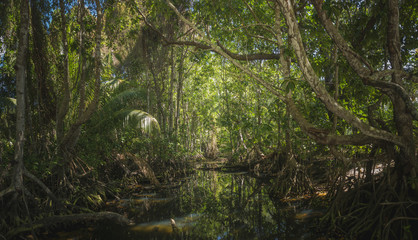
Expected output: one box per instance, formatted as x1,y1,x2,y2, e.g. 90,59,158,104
49,170,322,239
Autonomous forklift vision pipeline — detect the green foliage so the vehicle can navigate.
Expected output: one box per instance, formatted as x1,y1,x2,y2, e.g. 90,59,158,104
0,97,16,109
0,1,417,238
125,109,160,135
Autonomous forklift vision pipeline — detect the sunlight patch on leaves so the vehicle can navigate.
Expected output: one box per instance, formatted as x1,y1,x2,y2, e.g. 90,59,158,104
125,109,160,135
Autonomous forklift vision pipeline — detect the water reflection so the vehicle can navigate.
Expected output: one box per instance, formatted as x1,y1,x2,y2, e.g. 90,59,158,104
47,170,321,239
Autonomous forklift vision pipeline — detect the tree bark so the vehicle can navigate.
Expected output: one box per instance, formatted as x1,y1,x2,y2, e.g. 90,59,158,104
12,0,30,193
56,0,71,145
164,0,384,152
31,0,55,126
78,0,87,117
276,0,404,147
175,47,185,138
310,0,416,178
387,0,416,178
310,0,418,121
59,0,103,152
274,2,294,165
168,48,175,134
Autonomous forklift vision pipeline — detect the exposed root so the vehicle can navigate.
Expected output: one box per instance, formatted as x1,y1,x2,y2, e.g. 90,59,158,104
115,152,160,186
322,174,418,239
0,168,60,205
267,159,314,198
269,163,315,198
0,186,14,199
23,169,62,207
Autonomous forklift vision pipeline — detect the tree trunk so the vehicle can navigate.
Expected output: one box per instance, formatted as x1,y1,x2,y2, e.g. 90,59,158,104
279,0,403,146
78,0,87,118
168,48,175,134
56,0,71,145
331,21,339,133
274,2,294,166
12,0,30,193
387,0,416,179
175,47,185,151
60,0,102,148
57,0,103,176
31,0,55,127
65,0,87,152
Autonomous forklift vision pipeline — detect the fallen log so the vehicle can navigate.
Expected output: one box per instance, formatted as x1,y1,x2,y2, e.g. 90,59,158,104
6,211,133,239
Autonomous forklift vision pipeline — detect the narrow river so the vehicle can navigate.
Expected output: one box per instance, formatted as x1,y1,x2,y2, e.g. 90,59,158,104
48,169,323,239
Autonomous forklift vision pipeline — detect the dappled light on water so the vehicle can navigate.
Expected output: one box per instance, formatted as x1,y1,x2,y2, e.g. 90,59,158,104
44,170,323,239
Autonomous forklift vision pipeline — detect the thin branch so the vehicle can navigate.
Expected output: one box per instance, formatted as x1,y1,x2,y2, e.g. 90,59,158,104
164,40,211,50
286,97,378,146
366,77,418,121
247,34,278,45
385,217,418,229
165,39,281,60
137,2,280,61
243,0,262,23
23,169,62,207
165,0,282,98
216,40,280,60
310,0,374,75
311,0,417,121
230,23,275,33
277,0,405,147
0,186,14,199
242,0,277,36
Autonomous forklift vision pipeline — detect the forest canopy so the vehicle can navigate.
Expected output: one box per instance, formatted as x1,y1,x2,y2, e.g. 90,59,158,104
0,0,417,239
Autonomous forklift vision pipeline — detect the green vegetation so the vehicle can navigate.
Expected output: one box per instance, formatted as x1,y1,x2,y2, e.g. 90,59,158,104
0,0,417,239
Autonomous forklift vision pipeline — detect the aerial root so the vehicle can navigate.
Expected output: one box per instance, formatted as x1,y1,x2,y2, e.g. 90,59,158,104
270,164,315,198
322,175,418,239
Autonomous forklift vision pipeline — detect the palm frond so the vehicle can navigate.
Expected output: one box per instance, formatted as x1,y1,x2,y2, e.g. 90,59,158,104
0,97,16,110
103,79,125,91
94,88,148,121
91,108,159,135
125,110,160,135
90,88,159,135
105,88,147,111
